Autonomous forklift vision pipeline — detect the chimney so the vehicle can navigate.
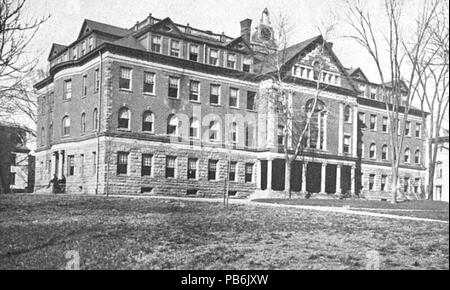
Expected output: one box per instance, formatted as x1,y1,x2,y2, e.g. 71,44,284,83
240,18,252,42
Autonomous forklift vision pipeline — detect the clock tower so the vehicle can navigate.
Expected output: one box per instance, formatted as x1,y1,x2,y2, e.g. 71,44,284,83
251,8,276,50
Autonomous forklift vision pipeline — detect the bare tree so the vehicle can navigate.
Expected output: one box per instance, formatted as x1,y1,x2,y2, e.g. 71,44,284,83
258,13,336,198
407,0,449,200
345,0,439,203
0,0,49,128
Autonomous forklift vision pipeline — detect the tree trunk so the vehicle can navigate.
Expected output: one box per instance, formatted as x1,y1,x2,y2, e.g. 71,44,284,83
285,159,292,199
391,169,398,204
427,163,435,200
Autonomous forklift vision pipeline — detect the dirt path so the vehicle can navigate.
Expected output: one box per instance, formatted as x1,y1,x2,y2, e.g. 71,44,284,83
109,194,449,224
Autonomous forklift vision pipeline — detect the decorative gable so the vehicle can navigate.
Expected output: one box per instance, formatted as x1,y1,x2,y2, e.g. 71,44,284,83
226,36,252,53
147,18,183,37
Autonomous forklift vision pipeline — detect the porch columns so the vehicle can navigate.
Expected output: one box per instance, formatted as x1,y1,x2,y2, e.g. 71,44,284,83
267,159,272,191
256,160,262,190
320,163,327,194
338,103,344,154
336,164,342,196
301,161,308,193
57,150,65,179
350,165,356,196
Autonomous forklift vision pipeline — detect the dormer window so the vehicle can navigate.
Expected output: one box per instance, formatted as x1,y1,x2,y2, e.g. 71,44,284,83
227,53,236,69
209,49,218,66
189,44,199,62
243,57,252,72
151,35,162,53
170,39,181,57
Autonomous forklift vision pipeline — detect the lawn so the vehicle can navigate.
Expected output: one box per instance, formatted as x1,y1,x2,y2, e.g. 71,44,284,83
0,194,448,270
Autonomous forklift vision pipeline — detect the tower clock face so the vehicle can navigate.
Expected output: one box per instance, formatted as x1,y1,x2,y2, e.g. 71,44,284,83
260,26,272,41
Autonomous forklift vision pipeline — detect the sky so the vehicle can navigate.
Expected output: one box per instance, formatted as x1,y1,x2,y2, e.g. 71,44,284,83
25,0,424,82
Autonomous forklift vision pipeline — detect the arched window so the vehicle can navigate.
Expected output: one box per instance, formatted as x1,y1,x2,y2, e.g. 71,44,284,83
369,143,376,159
415,150,421,164
93,108,98,130
62,116,70,136
118,107,130,129
344,105,352,122
142,111,154,132
209,120,220,141
81,113,86,134
404,148,411,163
305,99,326,149
167,114,179,136
382,145,388,160
189,118,200,139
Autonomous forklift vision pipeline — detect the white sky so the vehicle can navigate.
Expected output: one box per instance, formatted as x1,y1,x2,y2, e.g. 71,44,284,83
25,0,424,82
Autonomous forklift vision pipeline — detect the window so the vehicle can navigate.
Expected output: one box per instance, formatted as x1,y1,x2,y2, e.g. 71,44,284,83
188,158,197,179
382,117,388,132
72,47,77,60
168,77,179,98
151,35,162,53
81,113,86,134
231,122,238,144
118,108,130,129
89,37,94,51
369,174,375,190
343,136,351,154
143,72,155,94
358,112,365,126
142,111,154,132
92,152,97,175
405,121,411,136
93,108,98,131
80,154,85,177
381,175,387,191
404,177,410,193
404,148,411,163
142,154,153,176
415,123,421,138
227,53,236,69
210,85,220,105
437,163,443,178
167,115,179,136
245,124,252,147
189,80,200,101
82,75,87,96
209,120,220,141
166,156,176,178
209,49,218,66
119,67,132,90
208,160,218,180
278,125,285,145
170,39,181,57
117,152,128,175
64,80,72,100
344,106,352,122
229,88,239,108
62,116,71,136
247,91,256,111
370,114,377,130
81,41,86,55
94,69,100,92
243,57,252,72
245,163,253,183
229,162,237,182
415,150,421,164
189,118,200,139
370,92,376,100
370,143,377,159
382,145,388,160
9,172,16,186
67,155,75,176
189,44,199,61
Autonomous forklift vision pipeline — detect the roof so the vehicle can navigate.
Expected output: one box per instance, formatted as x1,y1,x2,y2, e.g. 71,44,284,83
79,19,131,39
48,43,68,61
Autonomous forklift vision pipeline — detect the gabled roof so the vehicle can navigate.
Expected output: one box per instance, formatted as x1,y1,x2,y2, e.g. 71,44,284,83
77,19,131,40
113,35,147,51
226,36,252,53
346,67,369,82
48,43,67,61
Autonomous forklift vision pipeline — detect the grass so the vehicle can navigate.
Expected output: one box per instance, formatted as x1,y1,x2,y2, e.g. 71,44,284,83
0,194,448,270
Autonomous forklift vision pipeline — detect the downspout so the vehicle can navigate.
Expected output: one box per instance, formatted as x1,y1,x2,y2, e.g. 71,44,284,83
95,51,103,195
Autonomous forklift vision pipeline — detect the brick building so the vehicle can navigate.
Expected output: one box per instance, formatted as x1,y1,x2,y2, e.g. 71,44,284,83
33,10,427,199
